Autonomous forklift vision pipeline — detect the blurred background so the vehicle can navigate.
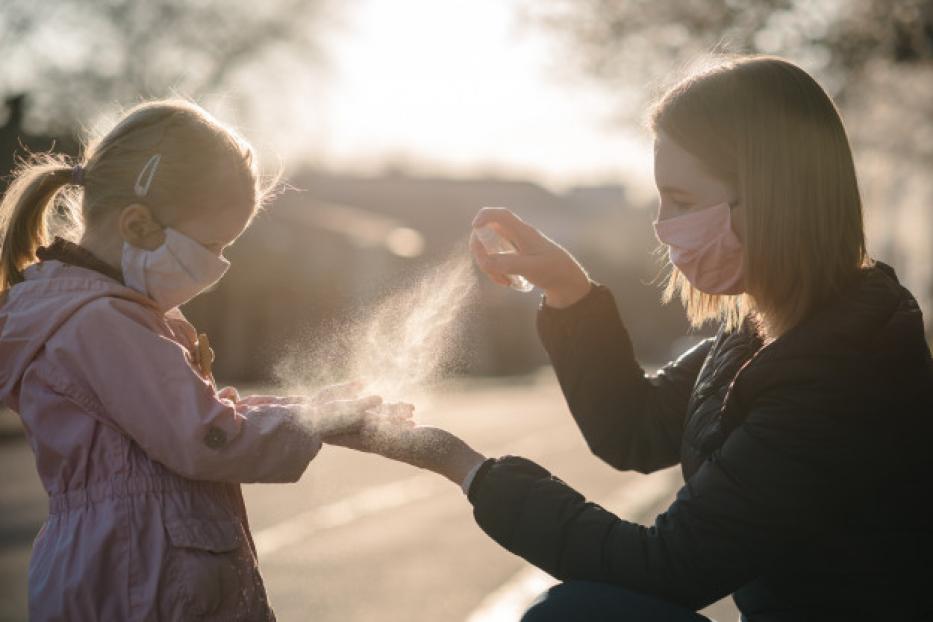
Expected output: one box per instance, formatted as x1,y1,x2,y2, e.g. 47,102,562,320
1,1,931,620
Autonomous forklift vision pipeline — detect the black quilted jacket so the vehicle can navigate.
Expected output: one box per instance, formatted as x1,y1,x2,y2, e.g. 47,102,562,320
468,262,933,621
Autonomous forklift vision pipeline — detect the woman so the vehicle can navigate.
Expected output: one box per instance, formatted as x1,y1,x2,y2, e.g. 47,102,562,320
329,56,933,621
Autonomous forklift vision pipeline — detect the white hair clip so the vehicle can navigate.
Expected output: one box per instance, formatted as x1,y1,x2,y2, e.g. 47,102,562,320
134,154,162,197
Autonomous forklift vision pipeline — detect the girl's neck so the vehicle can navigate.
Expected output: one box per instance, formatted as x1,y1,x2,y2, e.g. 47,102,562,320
78,227,123,271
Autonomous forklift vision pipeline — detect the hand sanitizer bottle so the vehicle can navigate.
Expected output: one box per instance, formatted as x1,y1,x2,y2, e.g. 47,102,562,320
473,225,534,293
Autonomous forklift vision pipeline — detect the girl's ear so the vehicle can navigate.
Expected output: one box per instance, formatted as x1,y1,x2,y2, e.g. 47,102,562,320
119,204,166,250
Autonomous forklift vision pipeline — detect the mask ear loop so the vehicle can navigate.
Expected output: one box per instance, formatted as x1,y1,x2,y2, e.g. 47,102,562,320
134,154,162,197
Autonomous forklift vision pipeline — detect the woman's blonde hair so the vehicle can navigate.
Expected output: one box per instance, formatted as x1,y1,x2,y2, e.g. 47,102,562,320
0,99,266,291
649,56,870,336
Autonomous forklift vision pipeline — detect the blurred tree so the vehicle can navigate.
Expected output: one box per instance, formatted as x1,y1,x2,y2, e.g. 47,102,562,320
0,0,336,134
525,0,933,334
522,0,933,100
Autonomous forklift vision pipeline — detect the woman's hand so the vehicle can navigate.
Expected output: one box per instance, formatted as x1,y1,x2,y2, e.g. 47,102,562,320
326,412,487,486
471,207,592,309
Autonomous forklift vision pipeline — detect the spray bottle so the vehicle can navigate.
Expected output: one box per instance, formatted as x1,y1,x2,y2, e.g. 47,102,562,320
473,225,534,293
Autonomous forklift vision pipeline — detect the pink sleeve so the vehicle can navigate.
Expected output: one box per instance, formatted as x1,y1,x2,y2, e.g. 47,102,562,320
57,298,322,483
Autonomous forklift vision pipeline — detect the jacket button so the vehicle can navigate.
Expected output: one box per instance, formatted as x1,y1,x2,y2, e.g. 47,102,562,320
203,426,227,449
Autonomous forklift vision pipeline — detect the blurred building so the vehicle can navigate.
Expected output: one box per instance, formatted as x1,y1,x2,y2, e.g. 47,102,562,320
183,170,698,383
0,102,699,384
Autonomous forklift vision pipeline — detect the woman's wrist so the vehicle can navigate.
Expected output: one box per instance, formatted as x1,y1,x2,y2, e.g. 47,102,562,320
544,273,592,309
438,445,487,486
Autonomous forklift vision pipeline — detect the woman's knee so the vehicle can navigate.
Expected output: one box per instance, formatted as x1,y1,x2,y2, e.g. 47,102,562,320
520,582,592,622
520,581,709,622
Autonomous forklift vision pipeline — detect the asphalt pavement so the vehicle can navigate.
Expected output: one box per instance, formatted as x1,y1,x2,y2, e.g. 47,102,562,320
0,374,739,621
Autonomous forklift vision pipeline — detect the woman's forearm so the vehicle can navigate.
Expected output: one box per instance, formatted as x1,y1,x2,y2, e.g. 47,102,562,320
537,285,707,473
330,421,487,487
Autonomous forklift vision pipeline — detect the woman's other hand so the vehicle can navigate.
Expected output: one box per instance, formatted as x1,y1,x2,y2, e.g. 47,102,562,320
471,207,592,308
307,395,386,439
326,412,486,486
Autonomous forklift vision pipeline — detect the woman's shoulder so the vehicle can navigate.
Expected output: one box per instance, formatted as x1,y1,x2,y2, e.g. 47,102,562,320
763,262,926,365
730,263,931,413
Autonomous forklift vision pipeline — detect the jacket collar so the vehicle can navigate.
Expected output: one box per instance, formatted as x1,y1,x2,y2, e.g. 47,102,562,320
36,237,124,284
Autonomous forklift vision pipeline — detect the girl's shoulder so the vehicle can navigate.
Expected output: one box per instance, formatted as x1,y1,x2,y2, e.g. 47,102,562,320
0,266,162,402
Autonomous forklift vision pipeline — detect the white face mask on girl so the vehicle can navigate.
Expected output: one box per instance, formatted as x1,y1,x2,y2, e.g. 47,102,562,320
122,228,230,311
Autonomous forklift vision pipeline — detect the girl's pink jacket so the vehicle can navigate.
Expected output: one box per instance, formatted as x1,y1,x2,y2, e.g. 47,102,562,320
0,260,323,621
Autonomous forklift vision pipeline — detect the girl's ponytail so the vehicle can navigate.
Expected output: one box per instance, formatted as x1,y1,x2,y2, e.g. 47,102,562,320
0,154,76,291
1,98,266,295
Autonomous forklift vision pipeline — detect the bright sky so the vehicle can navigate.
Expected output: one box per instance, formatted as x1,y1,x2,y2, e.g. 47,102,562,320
292,0,653,192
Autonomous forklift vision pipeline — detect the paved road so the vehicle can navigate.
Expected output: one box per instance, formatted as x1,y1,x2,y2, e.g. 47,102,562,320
0,375,738,621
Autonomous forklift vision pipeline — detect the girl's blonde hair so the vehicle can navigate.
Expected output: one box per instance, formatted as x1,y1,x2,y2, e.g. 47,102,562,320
0,99,265,291
649,56,870,336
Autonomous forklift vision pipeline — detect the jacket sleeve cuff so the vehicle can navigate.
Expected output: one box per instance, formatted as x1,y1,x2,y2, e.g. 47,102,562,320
467,456,553,522
465,458,497,501
467,456,591,577
460,459,485,494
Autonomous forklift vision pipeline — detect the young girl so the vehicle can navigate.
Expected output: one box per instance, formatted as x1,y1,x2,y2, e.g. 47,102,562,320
0,100,396,620
333,56,933,620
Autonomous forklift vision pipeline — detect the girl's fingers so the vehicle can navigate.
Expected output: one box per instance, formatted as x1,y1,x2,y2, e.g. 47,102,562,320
393,402,415,414
387,412,414,424
217,386,240,402
351,395,383,411
237,394,303,408
313,380,364,404
326,395,383,417
373,402,416,420
277,396,312,405
386,410,413,421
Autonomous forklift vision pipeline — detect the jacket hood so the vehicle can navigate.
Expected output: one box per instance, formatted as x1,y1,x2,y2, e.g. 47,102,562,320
0,260,156,404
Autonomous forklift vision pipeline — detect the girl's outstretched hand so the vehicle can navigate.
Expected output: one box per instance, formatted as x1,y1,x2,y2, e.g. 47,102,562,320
220,382,385,439
311,380,366,405
231,380,366,409
326,410,487,486
307,395,386,439
471,207,592,308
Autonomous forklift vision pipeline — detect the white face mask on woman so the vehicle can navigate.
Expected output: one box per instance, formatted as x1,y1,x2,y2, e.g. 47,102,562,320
122,227,230,311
